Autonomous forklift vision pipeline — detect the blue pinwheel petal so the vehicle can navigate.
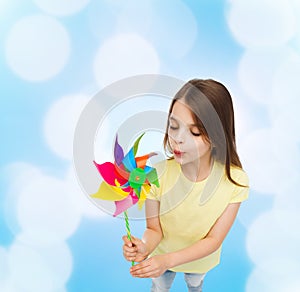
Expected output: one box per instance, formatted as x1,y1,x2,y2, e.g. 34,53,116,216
122,147,137,171
144,165,153,174
120,181,130,189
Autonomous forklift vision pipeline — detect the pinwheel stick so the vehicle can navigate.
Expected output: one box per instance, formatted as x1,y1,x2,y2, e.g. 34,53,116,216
124,210,135,266
92,133,160,267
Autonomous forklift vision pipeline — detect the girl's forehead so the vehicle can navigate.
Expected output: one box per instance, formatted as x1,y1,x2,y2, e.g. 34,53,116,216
170,101,196,125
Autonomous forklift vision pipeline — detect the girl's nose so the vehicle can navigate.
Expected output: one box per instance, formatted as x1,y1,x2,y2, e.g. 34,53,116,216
173,128,185,144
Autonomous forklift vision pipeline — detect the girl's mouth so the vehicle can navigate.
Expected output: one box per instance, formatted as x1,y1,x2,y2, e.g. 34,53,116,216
173,150,184,157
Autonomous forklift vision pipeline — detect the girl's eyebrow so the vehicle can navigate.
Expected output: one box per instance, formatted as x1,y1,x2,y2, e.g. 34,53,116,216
169,115,197,127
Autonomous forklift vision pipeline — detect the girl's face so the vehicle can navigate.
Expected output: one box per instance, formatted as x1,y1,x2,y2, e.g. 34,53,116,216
168,100,211,166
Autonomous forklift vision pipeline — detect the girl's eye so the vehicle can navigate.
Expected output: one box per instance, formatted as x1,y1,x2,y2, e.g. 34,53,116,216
191,131,201,137
190,126,201,136
168,117,179,130
169,124,178,130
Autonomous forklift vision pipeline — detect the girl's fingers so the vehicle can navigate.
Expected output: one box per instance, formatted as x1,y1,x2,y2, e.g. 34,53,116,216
123,248,137,256
130,262,153,277
123,242,137,258
122,235,132,247
123,244,136,252
131,236,142,246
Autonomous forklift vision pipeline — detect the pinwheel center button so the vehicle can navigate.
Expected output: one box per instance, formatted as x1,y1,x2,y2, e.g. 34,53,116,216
129,168,147,189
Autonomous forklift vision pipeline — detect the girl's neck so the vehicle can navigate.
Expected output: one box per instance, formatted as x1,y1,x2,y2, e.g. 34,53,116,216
181,155,213,182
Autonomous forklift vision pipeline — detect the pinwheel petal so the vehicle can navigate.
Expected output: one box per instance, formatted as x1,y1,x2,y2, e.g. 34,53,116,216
136,152,157,169
91,181,128,201
114,163,130,182
144,165,153,174
94,161,126,185
146,168,160,187
131,191,139,205
93,161,116,185
114,179,131,193
120,181,130,189
133,133,145,156
137,184,150,209
114,192,135,217
135,154,149,169
114,135,124,165
122,148,136,171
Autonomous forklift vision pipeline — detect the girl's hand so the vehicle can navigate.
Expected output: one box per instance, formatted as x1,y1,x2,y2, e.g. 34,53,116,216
122,235,149,263
129,255,169,278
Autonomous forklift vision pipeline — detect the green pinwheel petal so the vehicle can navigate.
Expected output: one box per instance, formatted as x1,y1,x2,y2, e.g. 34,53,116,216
147,168,160,187
133,133,145,156
134,187,141,199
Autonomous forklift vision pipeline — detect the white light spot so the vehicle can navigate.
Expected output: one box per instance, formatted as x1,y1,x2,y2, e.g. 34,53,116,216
8,241,72,292
93,33,160,88
33,0,90,16
270,53,300,118
87,1,116,41
17,175,81,242
149,0,198,58
5,14,70,81
115,0,197,59
8,243,54,292
3,163,44,236
44,94,90,160
238,47,298,104
246,258,300,292
273,174,300,214
246,211,300,265
65,166,108,218
238,192,272,228
227,0,296,48
240,128,300,194
116,1,153,34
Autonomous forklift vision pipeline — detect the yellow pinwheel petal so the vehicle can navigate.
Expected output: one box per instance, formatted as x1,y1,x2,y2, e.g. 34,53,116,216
137,184,151,209
91,181,128,201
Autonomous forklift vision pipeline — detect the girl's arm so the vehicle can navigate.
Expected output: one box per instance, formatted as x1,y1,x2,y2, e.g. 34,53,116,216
123,199,162,262
142,199,163,255
130,202,241,278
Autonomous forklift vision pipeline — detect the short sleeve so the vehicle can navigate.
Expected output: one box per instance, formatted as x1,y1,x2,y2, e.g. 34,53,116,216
230,169,249,203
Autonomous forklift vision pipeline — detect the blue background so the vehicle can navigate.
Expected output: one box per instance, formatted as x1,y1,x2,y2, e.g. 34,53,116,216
1,0,299,291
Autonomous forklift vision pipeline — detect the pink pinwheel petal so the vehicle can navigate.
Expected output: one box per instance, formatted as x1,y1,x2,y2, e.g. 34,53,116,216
93,161,116,185
114,195,134,217
131,191,139,205
93,161,128,186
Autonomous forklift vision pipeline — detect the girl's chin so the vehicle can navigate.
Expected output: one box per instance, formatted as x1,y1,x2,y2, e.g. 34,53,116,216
174,155,185,164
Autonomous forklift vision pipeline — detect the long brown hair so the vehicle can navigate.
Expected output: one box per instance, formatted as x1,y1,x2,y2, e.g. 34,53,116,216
164,78,244,187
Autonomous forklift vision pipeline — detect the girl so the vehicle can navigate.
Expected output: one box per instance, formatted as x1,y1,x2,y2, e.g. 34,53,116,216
122,79,249,291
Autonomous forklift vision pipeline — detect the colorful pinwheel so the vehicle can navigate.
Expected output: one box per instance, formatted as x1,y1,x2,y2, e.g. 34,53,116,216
91,133,159,265
92,132,159,215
